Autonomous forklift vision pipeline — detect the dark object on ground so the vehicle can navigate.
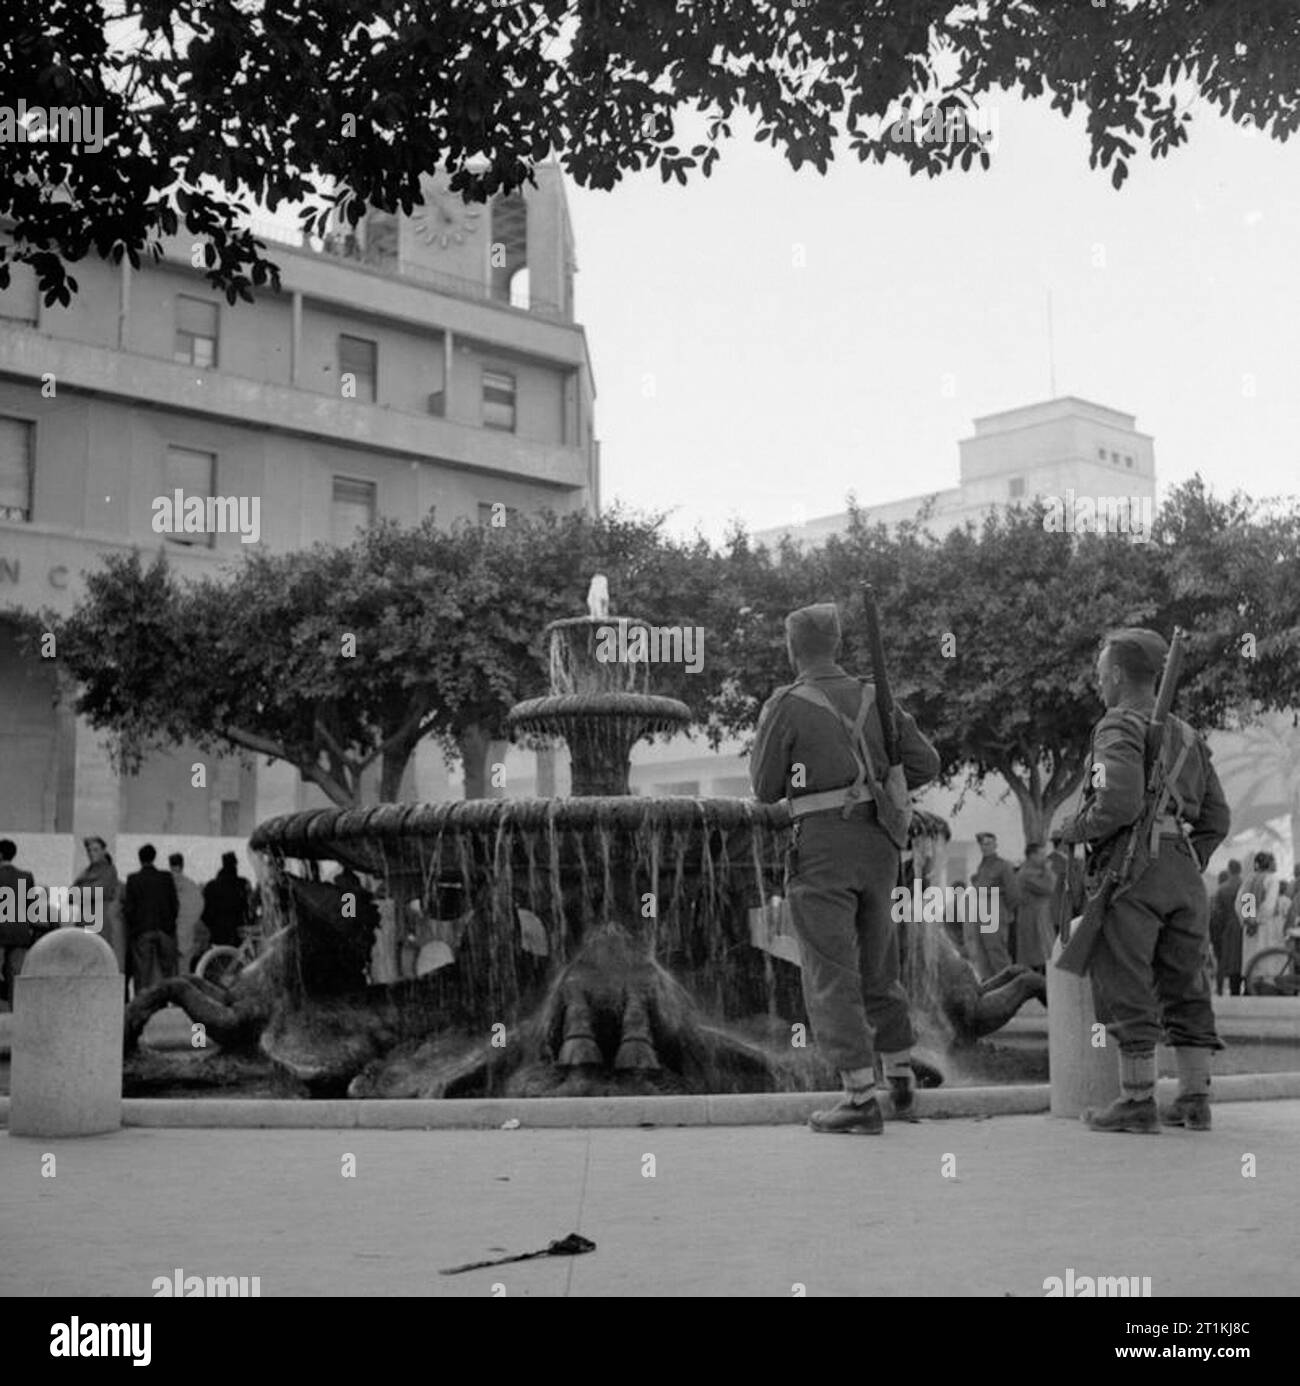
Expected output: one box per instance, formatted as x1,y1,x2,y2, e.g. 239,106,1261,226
440,1232,596,1275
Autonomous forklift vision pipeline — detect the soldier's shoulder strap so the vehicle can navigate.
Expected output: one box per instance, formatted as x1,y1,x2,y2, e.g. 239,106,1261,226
788,680,882,781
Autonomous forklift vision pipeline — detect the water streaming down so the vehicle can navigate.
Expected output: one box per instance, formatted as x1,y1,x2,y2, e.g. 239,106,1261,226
249,597,991,1096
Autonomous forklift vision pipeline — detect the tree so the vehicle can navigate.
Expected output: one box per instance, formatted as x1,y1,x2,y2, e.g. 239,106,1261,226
6,0,1300,305
31,505,722,806
41,533,468,808
713,482,1300,847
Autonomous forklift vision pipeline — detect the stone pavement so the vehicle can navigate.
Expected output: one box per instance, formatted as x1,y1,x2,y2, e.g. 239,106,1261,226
3,1101,1299,1297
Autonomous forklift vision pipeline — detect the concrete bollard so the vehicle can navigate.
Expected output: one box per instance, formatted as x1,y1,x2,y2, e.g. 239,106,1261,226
1047,933,1120,1118
9,928,123,1137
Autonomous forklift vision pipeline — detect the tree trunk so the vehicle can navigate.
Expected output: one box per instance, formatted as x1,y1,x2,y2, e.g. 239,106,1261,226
457,723,491,800
380,741,415,802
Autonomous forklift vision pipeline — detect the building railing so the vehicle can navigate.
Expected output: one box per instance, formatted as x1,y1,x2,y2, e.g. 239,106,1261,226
238,215,569,323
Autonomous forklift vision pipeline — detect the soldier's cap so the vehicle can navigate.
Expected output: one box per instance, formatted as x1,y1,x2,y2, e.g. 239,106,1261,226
975,831,997,845
785,602,841,660
1103,626,1169,680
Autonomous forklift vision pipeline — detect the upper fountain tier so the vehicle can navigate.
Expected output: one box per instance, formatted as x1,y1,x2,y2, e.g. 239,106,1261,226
507,615,691,797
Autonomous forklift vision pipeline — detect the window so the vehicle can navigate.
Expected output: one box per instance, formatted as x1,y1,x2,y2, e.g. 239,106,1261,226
482,370,516,431
220,800,241,836
163,446,216,547
173,295,219,368
339,334,378,402
1125,455,1134,468
1008,476,1025,498
478,501,518,528
0,264,39,324
1110,450,1120,464
332,476,376,543
0,417,33,522
1097,447,1106,459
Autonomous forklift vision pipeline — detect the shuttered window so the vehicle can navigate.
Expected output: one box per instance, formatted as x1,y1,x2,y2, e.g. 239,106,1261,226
164,446,216,547
0,417,34,522
331,476,376,543
482,370,516,431
174,295,219,367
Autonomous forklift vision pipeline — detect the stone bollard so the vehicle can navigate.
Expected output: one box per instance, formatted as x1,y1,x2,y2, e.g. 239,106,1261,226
9,928,123,1137
1047,933,1120,1118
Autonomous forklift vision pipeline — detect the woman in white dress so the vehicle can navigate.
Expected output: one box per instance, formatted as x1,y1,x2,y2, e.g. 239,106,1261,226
1237,851,1284,973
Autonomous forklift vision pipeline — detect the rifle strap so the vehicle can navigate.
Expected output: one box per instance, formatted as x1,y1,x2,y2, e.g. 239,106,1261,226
1148,719,1195,857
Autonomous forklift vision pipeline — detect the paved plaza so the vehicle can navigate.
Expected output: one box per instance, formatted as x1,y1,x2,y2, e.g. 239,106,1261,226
3,1101,1298,1297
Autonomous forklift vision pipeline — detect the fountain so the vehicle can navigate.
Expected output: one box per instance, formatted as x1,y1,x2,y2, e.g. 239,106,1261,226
120,583,1048,1098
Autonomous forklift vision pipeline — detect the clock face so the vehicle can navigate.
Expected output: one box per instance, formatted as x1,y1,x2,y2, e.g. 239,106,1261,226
415,194,482,249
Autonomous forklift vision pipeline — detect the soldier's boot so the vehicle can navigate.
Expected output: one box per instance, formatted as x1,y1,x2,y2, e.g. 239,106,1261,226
1160,1048,1212,1130
1085,1049,1159,1134
880,1052,919,1122
810,1067,883,1134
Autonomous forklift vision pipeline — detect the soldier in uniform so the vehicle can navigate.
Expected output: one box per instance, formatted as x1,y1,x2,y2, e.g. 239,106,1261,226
1059,628,1230,1133
751,602,941,1133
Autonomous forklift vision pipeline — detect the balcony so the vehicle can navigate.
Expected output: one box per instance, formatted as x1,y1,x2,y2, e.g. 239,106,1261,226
0,327,590,490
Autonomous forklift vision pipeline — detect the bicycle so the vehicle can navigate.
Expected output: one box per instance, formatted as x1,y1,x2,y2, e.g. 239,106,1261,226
195,923,265,989
1244,925,1300,997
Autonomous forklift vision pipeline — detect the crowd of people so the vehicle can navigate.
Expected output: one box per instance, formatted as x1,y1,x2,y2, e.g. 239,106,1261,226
943,834,1297,996
1206,852,1299,995
0,836,259,1007
945,829,1086,982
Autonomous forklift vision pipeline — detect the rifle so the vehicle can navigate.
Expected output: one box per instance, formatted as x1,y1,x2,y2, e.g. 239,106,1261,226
861,584,912,849
1056,627,1189,976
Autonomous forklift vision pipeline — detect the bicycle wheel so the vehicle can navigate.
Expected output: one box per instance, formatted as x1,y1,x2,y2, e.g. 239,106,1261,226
1244,949,1295,996
196,945,245,989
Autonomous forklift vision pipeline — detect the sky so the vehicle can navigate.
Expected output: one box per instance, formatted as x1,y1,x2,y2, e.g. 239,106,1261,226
564,95,1300,544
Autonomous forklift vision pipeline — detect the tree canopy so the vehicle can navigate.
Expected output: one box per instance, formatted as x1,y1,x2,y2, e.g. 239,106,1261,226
19,480,1299,840
5,0,1300,304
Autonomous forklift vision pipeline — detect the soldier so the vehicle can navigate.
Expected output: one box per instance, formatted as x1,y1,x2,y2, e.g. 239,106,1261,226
1059,628,1230,1133
751,602,941,1134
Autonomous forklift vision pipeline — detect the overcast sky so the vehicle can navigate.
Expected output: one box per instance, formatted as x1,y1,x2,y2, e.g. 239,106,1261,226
566,95,1300,544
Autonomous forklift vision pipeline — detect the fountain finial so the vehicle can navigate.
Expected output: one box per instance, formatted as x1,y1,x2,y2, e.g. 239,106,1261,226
586,574,610,620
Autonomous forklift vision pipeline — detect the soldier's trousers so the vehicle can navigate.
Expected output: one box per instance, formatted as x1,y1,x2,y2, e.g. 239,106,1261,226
785,813,916,1074
1088,836,1222,1054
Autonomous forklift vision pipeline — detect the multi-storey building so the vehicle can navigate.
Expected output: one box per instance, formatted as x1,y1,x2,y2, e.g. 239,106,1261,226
0,166,598,885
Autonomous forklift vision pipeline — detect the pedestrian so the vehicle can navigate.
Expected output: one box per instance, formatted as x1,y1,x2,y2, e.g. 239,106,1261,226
73,836,126,994
0,839,37,1008
1237,851,1283,982
168,853,206,972
201,852,253,948
968,832,1017,979
1285,871,1300,933
1209,858,1243,996
122,843,179,993
1047,832,1086,940
751,600,941,1133
1014,842,1055,972
1059,628,1230,1133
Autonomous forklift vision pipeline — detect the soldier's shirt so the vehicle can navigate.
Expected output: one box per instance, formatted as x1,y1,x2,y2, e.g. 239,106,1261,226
1063,705,1230,868
749,660,940,804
